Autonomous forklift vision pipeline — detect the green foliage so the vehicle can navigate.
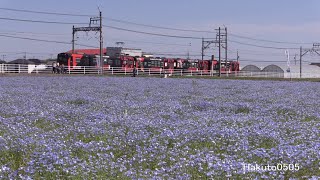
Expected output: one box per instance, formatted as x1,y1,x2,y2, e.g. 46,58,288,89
66,99,88,105
248,136,278,149
235,107,250,114
33,118,60,131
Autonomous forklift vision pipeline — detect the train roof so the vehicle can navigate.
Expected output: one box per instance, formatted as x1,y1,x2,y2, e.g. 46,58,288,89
66,48,107,55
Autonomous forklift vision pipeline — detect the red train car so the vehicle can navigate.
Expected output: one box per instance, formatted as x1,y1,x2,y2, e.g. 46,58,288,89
220,61,240,73
140,57,163,70
163,58,175,74
57,53,83,67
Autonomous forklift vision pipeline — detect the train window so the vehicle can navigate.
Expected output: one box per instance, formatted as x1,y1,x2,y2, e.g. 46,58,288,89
76,58,81,64
116,60,121,66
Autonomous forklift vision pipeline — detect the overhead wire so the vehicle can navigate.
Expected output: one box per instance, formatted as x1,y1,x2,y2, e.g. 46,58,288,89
0,17,88,25
229,33,313,45
0,7,94,17
107,38,191,47
104,25,207,39
0,30,69,36
0,7,315,46
0,34,98,48
229,40,300,50
0,7,314,57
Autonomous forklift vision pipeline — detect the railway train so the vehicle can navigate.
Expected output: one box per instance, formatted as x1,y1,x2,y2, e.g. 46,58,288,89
57,52,240,74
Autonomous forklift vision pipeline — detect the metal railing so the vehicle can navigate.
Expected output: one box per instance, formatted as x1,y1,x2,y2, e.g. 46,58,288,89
1,64,319,78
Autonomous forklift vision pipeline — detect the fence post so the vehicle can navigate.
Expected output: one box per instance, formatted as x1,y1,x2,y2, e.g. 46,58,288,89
84,66,86,74
112,67,114,75
125,68,127,75
149,69,150,76
181,70,182,76
201,70,202,76
191,70,193,76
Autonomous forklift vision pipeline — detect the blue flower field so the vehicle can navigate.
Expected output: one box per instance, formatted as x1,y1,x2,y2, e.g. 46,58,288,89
0,76,319,179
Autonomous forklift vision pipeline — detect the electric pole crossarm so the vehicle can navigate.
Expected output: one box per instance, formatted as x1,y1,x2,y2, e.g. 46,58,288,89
314,51,320,56
301,50,309,57
74,27,101,32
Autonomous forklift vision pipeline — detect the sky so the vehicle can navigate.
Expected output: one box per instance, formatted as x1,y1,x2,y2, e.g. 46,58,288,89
1,0,320,69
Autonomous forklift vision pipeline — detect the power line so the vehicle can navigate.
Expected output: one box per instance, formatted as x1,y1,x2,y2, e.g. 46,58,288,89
0,7,316,47
229,33,312,45
104,25,207,39
0,17,87,25
235,59,287,63
0,30,69,36
229,39,299,50
0,34,98,48
107,38,191,47
105,18,216,33
228,49,296,57
0,7,94,17
0,16,210,39
0,7,216,33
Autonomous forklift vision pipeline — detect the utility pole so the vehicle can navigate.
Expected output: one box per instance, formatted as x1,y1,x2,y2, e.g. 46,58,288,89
225,27,228,66
72,25,75,54
214,26,227,77
298,44,320,78
72,11,103,73
201,38,204,61
237,50,239,62
218,27,221,77
99,11,103,75
300,46,302,78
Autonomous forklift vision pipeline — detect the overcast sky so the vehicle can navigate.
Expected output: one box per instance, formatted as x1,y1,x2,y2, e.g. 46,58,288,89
1,0,320,68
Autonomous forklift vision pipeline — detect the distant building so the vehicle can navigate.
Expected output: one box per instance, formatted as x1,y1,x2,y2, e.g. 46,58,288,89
241,65,261,72
28,59,43,65
262,64,284,78
106,47,142,58
8,59,35,65
142,53,154,58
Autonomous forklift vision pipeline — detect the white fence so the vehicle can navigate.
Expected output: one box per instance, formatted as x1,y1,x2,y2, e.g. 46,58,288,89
0,64,319,78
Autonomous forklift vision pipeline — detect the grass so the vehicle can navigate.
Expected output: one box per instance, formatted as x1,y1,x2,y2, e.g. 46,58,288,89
66,99,88,105
248,136,278,149
235,107,250,114
33,118,61,131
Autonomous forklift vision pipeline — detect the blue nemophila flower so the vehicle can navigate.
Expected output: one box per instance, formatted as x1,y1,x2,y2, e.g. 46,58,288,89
0,77,319,179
